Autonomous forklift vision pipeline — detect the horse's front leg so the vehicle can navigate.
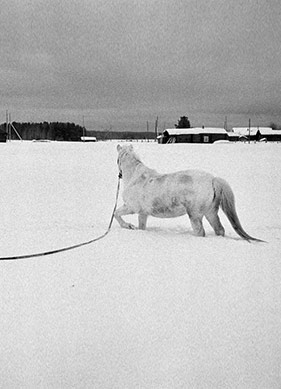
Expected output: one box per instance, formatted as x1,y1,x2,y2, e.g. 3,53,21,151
114,204,136,229
138,214,148,230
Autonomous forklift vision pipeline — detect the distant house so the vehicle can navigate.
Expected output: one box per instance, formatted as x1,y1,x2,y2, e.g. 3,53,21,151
158,127,229,144
0,128,7,143
232,127,281,142
227,132,240,142
81,136,97,142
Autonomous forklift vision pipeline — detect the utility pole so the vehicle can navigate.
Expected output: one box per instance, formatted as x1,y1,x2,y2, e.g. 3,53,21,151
10,122,23,141
5,110,23,141
6,110,9,141
8,112,12,141
154,116,158,138
224,116,228,131
82,115,86,142
248,118,251,144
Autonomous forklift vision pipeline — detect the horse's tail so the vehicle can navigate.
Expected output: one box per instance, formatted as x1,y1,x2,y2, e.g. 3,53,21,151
212,177,264,242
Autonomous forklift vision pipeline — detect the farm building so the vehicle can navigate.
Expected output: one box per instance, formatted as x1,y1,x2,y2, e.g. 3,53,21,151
232,127,281,142
158,127,229,144
81,136,97,142
227,132,240,142
0,128,7,142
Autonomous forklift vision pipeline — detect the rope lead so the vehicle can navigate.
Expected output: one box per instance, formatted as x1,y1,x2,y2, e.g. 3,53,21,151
0,176,121,261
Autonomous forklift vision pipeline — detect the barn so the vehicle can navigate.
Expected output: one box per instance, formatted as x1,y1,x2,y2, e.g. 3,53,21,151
232,127,281,142
227,132,240,142
0,129,7,142
158,127,229,144
81,136,97,142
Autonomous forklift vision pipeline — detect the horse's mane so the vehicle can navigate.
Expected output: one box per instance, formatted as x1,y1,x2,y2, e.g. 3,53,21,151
119,146,142,165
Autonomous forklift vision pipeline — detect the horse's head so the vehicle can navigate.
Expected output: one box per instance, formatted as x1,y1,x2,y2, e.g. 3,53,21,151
117,144,133,155
116,144,135,178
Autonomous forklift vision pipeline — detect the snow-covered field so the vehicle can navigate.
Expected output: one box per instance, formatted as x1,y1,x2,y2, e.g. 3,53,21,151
1,140,281,388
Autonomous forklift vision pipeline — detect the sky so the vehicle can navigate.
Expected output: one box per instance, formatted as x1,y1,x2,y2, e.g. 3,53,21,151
1,0,281,132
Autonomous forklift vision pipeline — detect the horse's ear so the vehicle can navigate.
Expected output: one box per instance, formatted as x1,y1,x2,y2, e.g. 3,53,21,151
117,144,122,152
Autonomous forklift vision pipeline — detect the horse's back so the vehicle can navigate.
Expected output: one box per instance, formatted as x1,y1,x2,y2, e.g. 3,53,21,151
124,168,215,218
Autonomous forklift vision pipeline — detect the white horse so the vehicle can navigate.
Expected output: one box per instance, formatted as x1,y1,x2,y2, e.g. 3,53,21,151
114,144,262,242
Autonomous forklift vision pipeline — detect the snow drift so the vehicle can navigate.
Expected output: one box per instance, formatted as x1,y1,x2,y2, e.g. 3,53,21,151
0,141,280,388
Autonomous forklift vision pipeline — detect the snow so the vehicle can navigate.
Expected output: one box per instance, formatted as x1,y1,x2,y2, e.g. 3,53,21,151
1,140,281,388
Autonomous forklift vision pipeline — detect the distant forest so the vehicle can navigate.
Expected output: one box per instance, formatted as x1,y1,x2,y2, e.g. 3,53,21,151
85,130,156,141
0,122,156,141
0,122,84,141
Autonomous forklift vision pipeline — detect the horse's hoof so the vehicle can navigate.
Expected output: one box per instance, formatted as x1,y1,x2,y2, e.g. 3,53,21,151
122,223,136,230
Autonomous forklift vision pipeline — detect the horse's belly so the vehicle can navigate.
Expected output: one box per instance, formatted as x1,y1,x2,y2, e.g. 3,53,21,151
150,204,187,218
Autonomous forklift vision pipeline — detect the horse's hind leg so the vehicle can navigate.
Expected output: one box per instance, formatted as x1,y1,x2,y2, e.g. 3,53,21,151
205,209,225,236
188,213,205,237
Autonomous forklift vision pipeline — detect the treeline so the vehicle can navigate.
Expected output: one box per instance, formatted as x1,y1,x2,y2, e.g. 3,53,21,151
0,122,157,141
85,130,156,141
270,122,281,131
0,122,84,141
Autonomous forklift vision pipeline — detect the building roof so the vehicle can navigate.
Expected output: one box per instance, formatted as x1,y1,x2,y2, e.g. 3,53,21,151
227,132,239,138
81,136,97,141
232,127,281,136
165,127,227,135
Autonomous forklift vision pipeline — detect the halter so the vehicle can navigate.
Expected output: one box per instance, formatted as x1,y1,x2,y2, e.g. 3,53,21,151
117,156,122,179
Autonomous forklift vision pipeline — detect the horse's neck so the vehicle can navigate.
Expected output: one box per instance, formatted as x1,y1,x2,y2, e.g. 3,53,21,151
123,157,144,182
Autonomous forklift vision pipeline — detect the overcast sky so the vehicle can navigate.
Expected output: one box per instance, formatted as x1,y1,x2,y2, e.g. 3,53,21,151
1,0,281,131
